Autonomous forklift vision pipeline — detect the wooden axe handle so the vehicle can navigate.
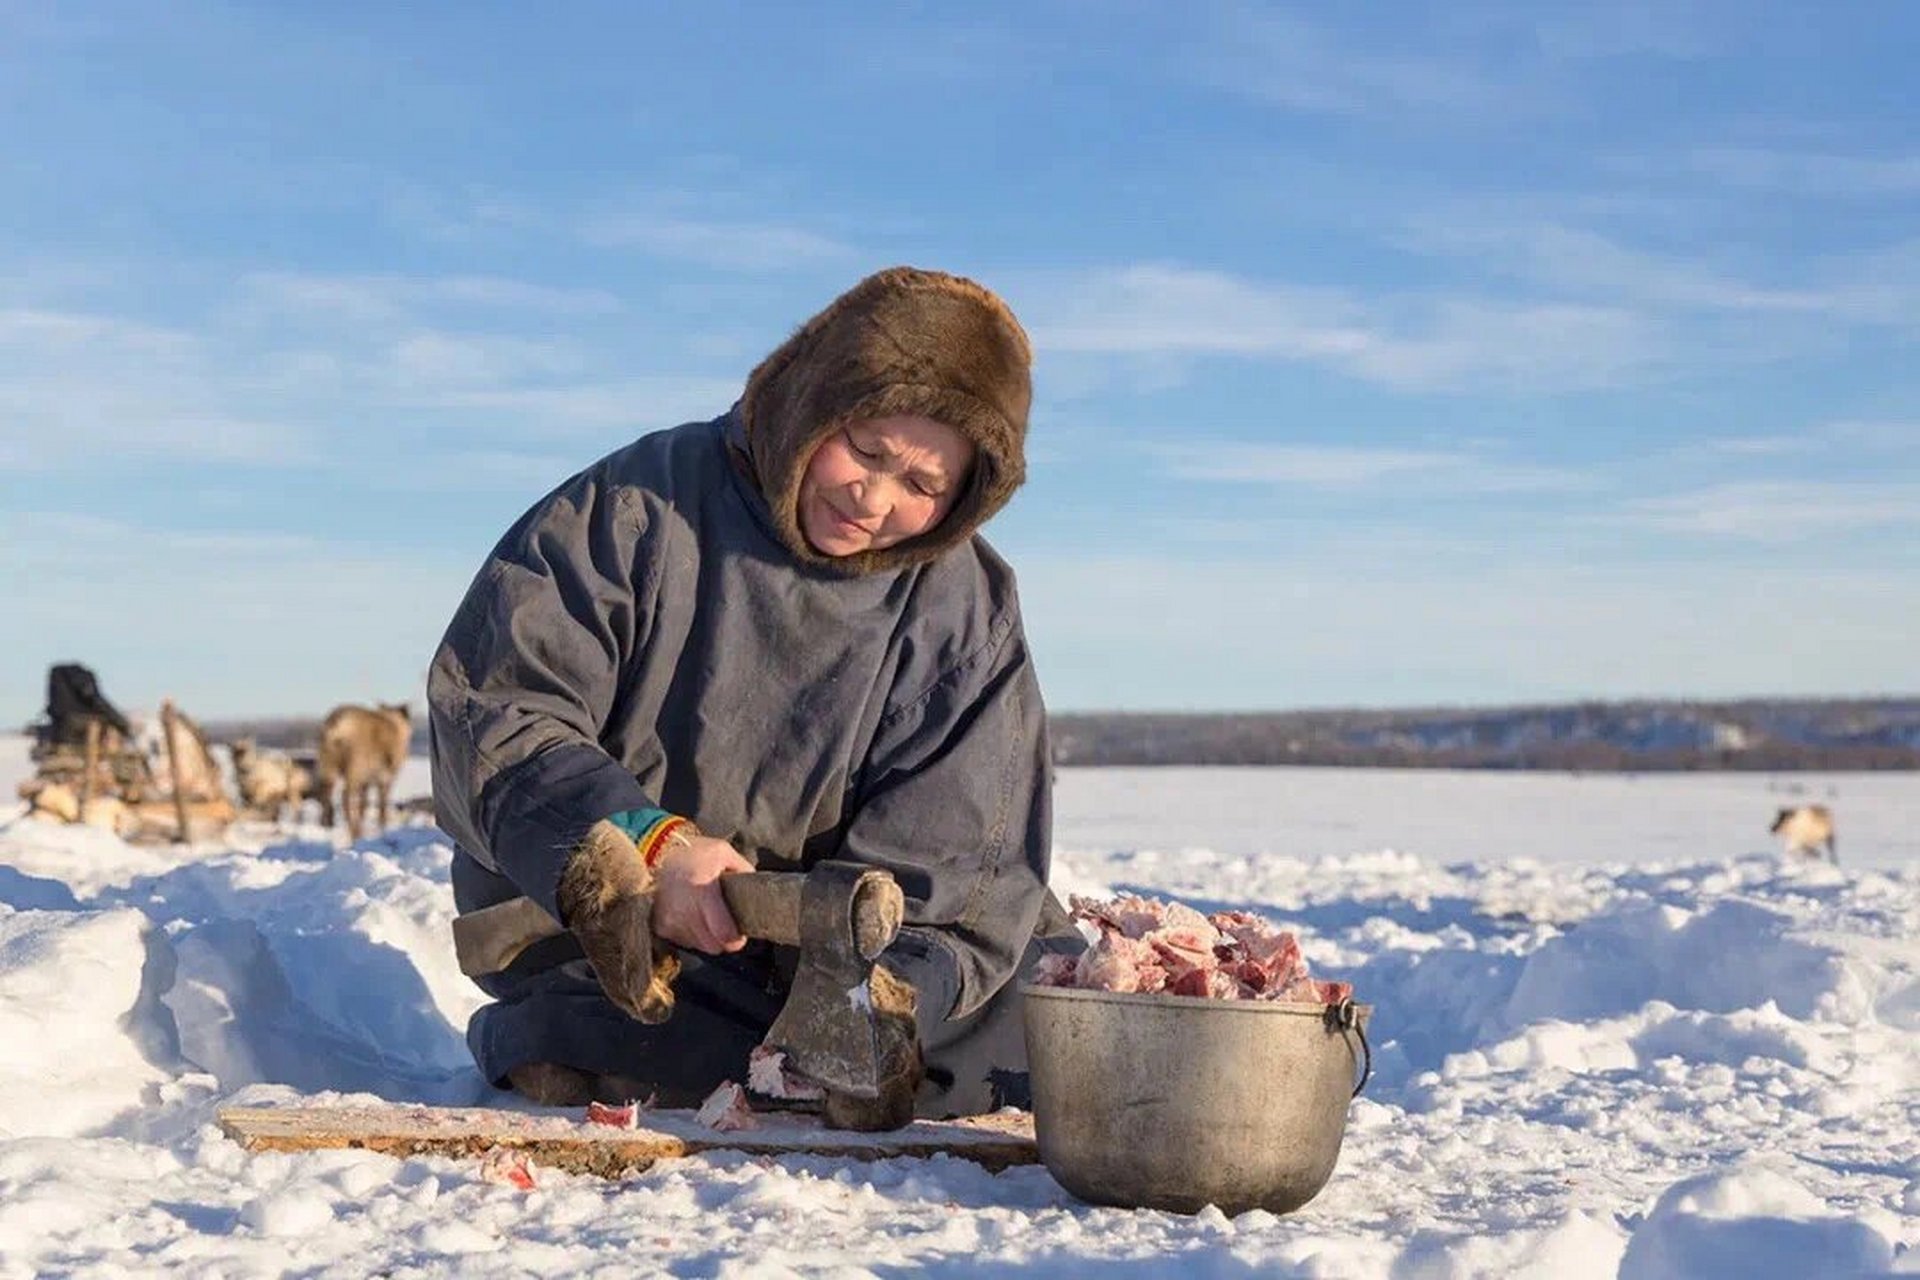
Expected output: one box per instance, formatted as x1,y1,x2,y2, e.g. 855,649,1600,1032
449,867,909,978
718,872,804,946
720,871,904,960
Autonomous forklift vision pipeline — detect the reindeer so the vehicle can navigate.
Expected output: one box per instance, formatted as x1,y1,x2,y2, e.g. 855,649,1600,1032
1770,804,1836,863
317,702,413,839
228,737,316,825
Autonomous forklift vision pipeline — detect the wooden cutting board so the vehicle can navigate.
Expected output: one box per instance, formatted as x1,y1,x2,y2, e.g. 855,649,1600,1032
217,1102,1039,1180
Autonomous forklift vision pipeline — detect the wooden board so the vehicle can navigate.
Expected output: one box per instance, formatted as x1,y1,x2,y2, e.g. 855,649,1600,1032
217,1102,1038,1180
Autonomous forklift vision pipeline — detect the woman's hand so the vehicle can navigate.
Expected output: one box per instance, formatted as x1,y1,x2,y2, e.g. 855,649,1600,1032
651,835,754,954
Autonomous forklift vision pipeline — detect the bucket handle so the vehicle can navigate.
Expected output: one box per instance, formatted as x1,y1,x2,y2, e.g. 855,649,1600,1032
1330,998,1373,1098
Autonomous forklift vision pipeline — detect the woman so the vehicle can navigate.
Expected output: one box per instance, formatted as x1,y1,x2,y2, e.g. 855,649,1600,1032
428,266,1079,1128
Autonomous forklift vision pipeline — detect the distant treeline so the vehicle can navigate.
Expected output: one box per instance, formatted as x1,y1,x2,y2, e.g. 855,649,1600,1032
1050,698,1920,770
203,715,426,758
203,697,1920,771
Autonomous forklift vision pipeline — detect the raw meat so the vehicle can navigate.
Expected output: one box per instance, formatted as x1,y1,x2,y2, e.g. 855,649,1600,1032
477,1147,540,1190
747,1045,825,1101
1032,893,1354,1005
584,1100,641,1130
694,1081,759,1132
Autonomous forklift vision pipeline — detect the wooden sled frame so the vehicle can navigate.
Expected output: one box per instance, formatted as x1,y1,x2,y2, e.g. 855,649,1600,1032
22,701,236,844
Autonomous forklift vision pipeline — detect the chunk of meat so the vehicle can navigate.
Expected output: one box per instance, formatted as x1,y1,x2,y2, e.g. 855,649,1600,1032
746,1045,825,1101
1148,921,1223,971
1076,932,1167,994
695,1081,759,1132
1167,965,1242,1000
1232,929,1305,994
1029,952,1080,986
584,1100,640,1130
478,1147,539,1190
1035,893,1354,1006
1072,893,1218,939
1312,979,1354,1004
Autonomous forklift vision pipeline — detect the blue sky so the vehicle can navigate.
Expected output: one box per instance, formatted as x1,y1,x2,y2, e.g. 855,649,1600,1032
3,2,1917,721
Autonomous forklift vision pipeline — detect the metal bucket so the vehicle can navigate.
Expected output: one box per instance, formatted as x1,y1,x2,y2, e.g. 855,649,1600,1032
1021,984,1372,1215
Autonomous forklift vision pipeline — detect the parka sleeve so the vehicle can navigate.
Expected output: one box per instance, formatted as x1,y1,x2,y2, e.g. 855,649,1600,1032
839,607,1053,1026
427,465,660,920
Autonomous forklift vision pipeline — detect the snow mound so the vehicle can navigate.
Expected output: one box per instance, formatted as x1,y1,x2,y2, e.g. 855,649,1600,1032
1503,899,1847,1026
1619,1163,1894,1279
0,818,488,1147
0,907,170,1137
1395,1210,1626,1280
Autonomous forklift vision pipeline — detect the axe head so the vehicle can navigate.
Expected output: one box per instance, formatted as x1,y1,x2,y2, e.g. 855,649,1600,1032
761,861,905,1099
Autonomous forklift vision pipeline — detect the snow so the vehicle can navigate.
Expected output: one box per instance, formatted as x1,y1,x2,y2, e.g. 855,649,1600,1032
1050,764,1917,871
0,734,1915,1276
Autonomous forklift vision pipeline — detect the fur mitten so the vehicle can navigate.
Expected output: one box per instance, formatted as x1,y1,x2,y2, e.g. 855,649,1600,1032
557,819,681,1023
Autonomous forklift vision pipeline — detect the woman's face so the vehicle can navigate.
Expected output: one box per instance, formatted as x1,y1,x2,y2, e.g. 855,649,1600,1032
797,415,975,557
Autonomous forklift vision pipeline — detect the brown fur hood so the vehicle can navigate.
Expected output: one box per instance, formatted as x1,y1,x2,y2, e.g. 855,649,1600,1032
738,266,1032,576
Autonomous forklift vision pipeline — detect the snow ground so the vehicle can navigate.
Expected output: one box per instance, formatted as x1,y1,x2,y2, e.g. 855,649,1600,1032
0,735,1914,1277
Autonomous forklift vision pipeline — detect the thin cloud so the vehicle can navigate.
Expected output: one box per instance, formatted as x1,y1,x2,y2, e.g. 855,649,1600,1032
1139,516,1514,556
0,395,313,467
1525,8,1714,60
370,449,584,493
0,306,192,354
1,510,467,718
1822,238,1920,329
1688,147,1920,198
1378,216,1920,380
1162,443,1592,494
1614,481,1920,540
1679,420,1920,461
0,285,734,471
229,275,731,427
581,214,856,271
1823,420,1920,450
1342,298,1659,390
241,272,624,320
4,510,398,574
1183,6,1710,129
1690,435,1816,458
1378,189,1920,361
410,377,743,431
1189,9,1516,121
384,330,585,386
206,324,596,407
1406,222,1842,315
1022,265,1368,358
1018,264,1665,392
0,305,313,467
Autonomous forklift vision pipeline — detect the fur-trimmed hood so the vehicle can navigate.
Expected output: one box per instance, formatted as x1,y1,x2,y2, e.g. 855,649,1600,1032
738,266,1032,576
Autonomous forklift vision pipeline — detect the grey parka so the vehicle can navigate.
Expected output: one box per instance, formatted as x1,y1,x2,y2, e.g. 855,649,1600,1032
428,268,1076,1115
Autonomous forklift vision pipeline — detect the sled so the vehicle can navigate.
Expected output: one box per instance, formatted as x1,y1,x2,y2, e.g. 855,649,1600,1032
216,1101,1038,1179
20,697,236,844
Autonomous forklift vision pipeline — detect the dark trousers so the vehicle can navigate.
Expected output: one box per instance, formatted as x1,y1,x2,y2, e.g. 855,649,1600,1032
465,932,1063,1117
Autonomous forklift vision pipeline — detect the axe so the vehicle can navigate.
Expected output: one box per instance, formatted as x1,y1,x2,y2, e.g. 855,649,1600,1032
451,861,906,1099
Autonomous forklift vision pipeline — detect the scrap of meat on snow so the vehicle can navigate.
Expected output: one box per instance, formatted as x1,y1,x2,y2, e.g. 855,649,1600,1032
584,1099,643,1130
746,1045,825,1101
1034,893,1353,1004
477,1147,540,1190
695,1081,759,1132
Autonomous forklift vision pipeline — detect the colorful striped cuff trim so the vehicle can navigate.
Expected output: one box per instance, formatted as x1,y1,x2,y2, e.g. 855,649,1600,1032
635,815,695,868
